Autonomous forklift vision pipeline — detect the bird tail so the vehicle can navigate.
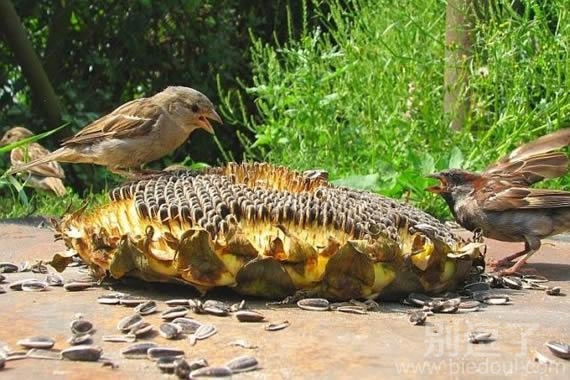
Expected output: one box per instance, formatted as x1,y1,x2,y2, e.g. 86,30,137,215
5,148,67,178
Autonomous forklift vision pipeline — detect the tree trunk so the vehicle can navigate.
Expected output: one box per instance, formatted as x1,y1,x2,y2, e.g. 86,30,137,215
444,0,474,131
0,0,62,128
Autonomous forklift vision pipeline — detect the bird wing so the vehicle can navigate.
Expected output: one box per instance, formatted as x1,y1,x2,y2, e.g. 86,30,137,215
484,128,570,185
11,143,66,179
62,98,163,146
481,186,570,211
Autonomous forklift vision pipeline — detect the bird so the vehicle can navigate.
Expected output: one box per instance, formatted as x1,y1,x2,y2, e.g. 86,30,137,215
1,126,67,196
426,128,570,275
6,86,222,177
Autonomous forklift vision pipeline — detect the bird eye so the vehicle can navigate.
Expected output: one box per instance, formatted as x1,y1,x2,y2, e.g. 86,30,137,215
191,104,199,113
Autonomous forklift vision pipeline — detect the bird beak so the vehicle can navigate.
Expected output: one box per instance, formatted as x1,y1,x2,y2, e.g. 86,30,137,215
425,173,446,194
198,109,223,134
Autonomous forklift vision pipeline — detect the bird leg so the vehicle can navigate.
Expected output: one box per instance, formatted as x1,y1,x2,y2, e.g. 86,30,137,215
496,237,541,276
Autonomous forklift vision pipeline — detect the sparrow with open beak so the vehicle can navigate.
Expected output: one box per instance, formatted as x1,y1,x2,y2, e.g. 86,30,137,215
427,128,570,275
1,126,67,196
6,86,222,176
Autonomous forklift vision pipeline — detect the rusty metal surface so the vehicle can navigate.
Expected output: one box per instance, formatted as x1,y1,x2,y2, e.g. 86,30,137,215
0,219,569,379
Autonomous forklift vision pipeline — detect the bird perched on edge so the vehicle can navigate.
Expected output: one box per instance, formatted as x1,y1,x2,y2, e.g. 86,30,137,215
1,126,67,196
6,86,222,177
426,128,570,275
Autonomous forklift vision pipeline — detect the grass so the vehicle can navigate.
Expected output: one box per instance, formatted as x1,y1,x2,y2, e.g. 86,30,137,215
1,0,569,219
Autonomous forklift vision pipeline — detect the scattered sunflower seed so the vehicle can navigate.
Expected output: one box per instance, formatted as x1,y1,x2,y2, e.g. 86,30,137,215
119,296,149,307
61,345,103,362
9,278,37,291
546,287,561,296
502,276,523,290
120,342,158,359
230,300,247,312
134,300,157,315
117,314,143,332
297,298,330,311
68,334,92,345
335,305,368,315
458,300,481,312
235,310,265,323
187,358,209,371
17,336,55,349
478,294,510,305
46,273,64,286
0,262,19,273
468,331,494,344
172,317,202,334
147,347,185,361
174,358,192,379
523,274,549,283
30,262,48,274
545,341,570,360
202,300,231,316
408,310,427,326
189,324,217,345
129,321,153,337
71,319,94,335
264,320,290,331
161,306,189,320
159,323,182,340
25,348,61,360
190,365,233,378
102,334,137,343
165,299,190,307
21,279,48,292
224,355,259,373
156,356,178,373
406,293,433,306
97,293,126,305
463,282,491,294
63,281,94,292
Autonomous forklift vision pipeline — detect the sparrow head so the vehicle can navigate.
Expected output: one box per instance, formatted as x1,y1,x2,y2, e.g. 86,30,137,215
1,126,34,145
162,86,222,134
426,168,481,205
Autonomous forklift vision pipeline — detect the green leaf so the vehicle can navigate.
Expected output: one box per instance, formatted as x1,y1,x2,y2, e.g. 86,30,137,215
448,147,464,169
332,173,380,191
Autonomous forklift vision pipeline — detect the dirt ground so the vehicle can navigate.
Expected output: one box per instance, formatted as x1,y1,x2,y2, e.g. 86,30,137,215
0,218,569,379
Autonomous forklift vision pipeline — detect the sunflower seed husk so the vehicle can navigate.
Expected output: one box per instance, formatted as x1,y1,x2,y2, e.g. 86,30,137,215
264,320,290,331
134,300,157,315
230,300,247,312
156,356,178,373
147,347,185,361
97,293,126,305
120,342,158,359
25,348,61,360
117,314,143,332
63,281,94,292
0,262,19,273
165,299,190,307
523,274,549,283
502,276,523,290
335,305,368,315
545,341,570,360
21,279,48,292
224,355,259,373
68,333,92,345
297,298,330,311
480,294,510,305
102,334,137,343
202,300,231,316
408,310,427,326
463,282,491,294
161,306,189,320
159,323,182,340
406,293,433,306
174,358,192,379
190,366,233,378
17,336,55,349
458,300,481,312
119,296,149,307
228,340,258,349
188,358,209,371
129,321,153,337
61,345,103,361
172,318,202,334
46,273,64,286
468,331,494,344
30,262,48,274
546,287,561,296
9,278,36,291
235,310,265,323
71,319,94,335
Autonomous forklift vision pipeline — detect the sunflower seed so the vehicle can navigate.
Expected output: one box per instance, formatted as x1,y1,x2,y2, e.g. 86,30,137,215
174,358,192,378
235,310,265,323
9,278,36,291
134,300,157,315
159,323,182,340
502,276,523,290
17,336,55,349
119,295,149,307
130,321,153,337
68,334,92,345
161,306,189,320
468,331,494,344
406,293,433,306
30,262,48,274
545,341,570,359
25,348,61,360
71,319,94,335
408,310,427,326
480,294,510,305
202,300,230,316
21,279,48,292
523,274,549,283
120,342,158,359
188,358,209,371
463,282,491,294
102,334,136,343
156,356,178,373
297,298,330,311
335,305,368,315
172,318,202,334
228,340,258,349
458,300,481,312
46,273,64,286
190,366,233,378
230,300,247,312
61,345,102,361
224,355,259,373
546,287,561,296
165,299,190,307
147,347,185,361
0,262,19,273
63,281,94,292
264,320,290,331
117,314,143,332
97,293,125,305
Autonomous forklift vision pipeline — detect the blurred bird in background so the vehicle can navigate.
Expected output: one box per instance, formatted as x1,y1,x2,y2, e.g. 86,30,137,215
427,128,570,275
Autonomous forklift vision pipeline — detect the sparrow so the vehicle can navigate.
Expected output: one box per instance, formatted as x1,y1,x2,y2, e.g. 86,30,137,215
426,128,570,275
1,126,67,196
6,86,222,176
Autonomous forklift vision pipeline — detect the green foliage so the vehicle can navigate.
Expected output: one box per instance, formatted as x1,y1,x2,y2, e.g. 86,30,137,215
224,0,570,217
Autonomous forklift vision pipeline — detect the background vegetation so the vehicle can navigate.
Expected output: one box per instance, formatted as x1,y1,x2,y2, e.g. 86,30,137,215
1,0,569,219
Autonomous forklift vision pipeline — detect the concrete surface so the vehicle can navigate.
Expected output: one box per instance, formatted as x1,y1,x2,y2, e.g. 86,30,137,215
0,219,569,379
